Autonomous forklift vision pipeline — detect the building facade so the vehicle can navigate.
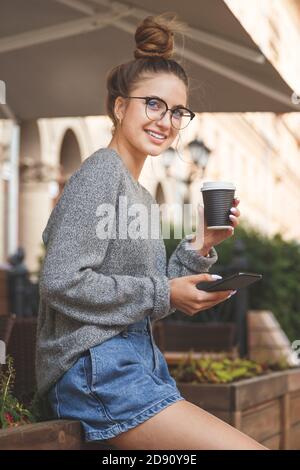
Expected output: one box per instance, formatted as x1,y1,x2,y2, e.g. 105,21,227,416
0,1,300,272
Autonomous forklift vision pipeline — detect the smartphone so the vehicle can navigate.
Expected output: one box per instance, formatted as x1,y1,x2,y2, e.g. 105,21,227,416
196,272,262,292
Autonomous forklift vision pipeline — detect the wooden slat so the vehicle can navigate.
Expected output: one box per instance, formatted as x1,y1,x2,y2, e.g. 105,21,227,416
281,393,290,450
0,269,9,316
178,383,233,411
0,420,82,450
0,314,16,344
178,372,287,412
164,351,236,366
289,422,300,450
287,369,300,393
0,420,115,450
260,434,281,450
241,400,281,442
233,372,287,410
290,393,300,425
159,321,236,353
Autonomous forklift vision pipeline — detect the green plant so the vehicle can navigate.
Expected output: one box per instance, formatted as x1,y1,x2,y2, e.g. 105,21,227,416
216,223,300,341
169,352,294,385
0,356,36,429
163,221,300,341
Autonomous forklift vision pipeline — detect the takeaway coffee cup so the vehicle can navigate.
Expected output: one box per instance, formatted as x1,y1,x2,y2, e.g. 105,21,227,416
201,181,236,229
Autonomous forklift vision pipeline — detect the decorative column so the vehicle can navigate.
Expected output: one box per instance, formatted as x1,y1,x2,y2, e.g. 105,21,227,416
19,159,59,273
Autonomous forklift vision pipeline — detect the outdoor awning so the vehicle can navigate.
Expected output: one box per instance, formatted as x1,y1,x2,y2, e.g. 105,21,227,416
0,0,299,120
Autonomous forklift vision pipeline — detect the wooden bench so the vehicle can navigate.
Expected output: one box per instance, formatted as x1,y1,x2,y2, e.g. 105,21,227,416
154,320,237,354
0,269,10,317
0,420,116,450
0,314,16,345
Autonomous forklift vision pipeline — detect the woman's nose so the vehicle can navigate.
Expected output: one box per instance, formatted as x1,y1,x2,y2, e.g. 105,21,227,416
156,110,172,128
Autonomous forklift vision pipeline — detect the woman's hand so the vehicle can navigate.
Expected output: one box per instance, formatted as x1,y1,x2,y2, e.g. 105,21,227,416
189,198,241,255
169,273,236,316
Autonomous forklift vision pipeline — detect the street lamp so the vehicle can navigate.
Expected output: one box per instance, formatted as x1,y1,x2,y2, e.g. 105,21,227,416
162,139,211,183
161,147,176,177
188,139,211,177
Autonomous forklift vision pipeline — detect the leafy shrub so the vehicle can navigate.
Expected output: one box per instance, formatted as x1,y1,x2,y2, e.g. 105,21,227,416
169,352,294,384
215,223,300,341
0,356,35,429
163,222,300,341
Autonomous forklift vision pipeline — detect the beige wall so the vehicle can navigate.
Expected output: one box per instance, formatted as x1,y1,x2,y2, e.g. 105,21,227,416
225,0,300,93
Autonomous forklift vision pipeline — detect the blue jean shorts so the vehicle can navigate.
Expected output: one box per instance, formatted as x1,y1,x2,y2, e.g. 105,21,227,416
47,316,184,442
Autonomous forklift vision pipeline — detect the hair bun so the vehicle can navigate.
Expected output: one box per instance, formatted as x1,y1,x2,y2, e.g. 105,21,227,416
134,13,185,60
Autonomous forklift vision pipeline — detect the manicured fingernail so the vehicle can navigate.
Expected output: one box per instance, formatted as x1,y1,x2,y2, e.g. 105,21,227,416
211,275,222,280
228,290,237,298
229,214,235,219
230,207,236,212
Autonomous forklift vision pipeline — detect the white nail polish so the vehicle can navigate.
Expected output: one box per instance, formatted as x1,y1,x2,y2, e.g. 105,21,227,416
211,275,222,280
228,290,237,298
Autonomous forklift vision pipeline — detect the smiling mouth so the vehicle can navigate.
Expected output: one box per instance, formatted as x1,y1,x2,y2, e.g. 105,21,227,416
144,129,167,141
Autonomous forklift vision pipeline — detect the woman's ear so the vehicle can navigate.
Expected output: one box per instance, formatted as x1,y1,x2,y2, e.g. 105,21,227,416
114,96,126,123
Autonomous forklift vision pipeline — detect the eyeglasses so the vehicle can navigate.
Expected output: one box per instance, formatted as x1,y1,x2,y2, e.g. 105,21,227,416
122,95,195,130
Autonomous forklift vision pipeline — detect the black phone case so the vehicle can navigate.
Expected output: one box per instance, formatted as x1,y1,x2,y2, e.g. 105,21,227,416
196,272,262,292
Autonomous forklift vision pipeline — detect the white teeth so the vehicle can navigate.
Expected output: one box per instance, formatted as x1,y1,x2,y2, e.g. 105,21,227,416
145,130,165,140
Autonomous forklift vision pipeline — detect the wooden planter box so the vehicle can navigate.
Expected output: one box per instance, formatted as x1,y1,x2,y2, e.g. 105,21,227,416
1,370,299,450
177,368,300,450
0,420,115,450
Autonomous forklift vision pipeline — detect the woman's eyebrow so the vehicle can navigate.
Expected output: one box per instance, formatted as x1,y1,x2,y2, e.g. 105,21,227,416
172,103,186,108
148,95,186,108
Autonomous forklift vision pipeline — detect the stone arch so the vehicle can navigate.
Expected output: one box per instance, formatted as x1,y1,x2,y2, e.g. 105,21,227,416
155,182,166,205
59,128,82,181
55,129,82,205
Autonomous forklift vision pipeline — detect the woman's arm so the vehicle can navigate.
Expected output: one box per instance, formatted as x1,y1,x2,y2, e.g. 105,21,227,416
167,237,218,279
40,153,171,327
167,198,240,280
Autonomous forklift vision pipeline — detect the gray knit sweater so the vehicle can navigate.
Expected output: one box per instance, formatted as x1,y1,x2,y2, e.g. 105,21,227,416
36,148,218,396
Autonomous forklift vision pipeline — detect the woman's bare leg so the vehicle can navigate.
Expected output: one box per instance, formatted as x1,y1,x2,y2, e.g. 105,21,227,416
105,399,268,450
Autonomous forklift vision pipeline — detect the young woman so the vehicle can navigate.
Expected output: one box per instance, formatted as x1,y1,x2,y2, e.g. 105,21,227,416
36,14,267,450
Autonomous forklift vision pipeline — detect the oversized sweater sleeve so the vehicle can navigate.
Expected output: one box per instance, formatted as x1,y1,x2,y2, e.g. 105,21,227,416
147,239,218,322
167,237,218,279
39,154,171,327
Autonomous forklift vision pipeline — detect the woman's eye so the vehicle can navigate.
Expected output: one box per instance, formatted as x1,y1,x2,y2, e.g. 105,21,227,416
173,109,184,119
148,99,160,109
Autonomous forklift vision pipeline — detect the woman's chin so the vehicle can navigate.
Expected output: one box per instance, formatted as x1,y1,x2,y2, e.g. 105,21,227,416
146,143,168,156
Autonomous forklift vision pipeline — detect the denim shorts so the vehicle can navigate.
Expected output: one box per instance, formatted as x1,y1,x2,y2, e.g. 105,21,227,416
47,316,184,442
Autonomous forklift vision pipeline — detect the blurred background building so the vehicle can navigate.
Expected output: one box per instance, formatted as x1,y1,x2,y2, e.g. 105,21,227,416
0,0,300,273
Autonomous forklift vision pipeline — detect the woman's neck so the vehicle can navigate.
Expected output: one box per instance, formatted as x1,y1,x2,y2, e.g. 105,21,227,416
107,135,147,182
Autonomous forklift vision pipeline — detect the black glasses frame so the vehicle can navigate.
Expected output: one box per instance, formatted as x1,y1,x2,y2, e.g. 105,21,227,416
122,95,195,129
